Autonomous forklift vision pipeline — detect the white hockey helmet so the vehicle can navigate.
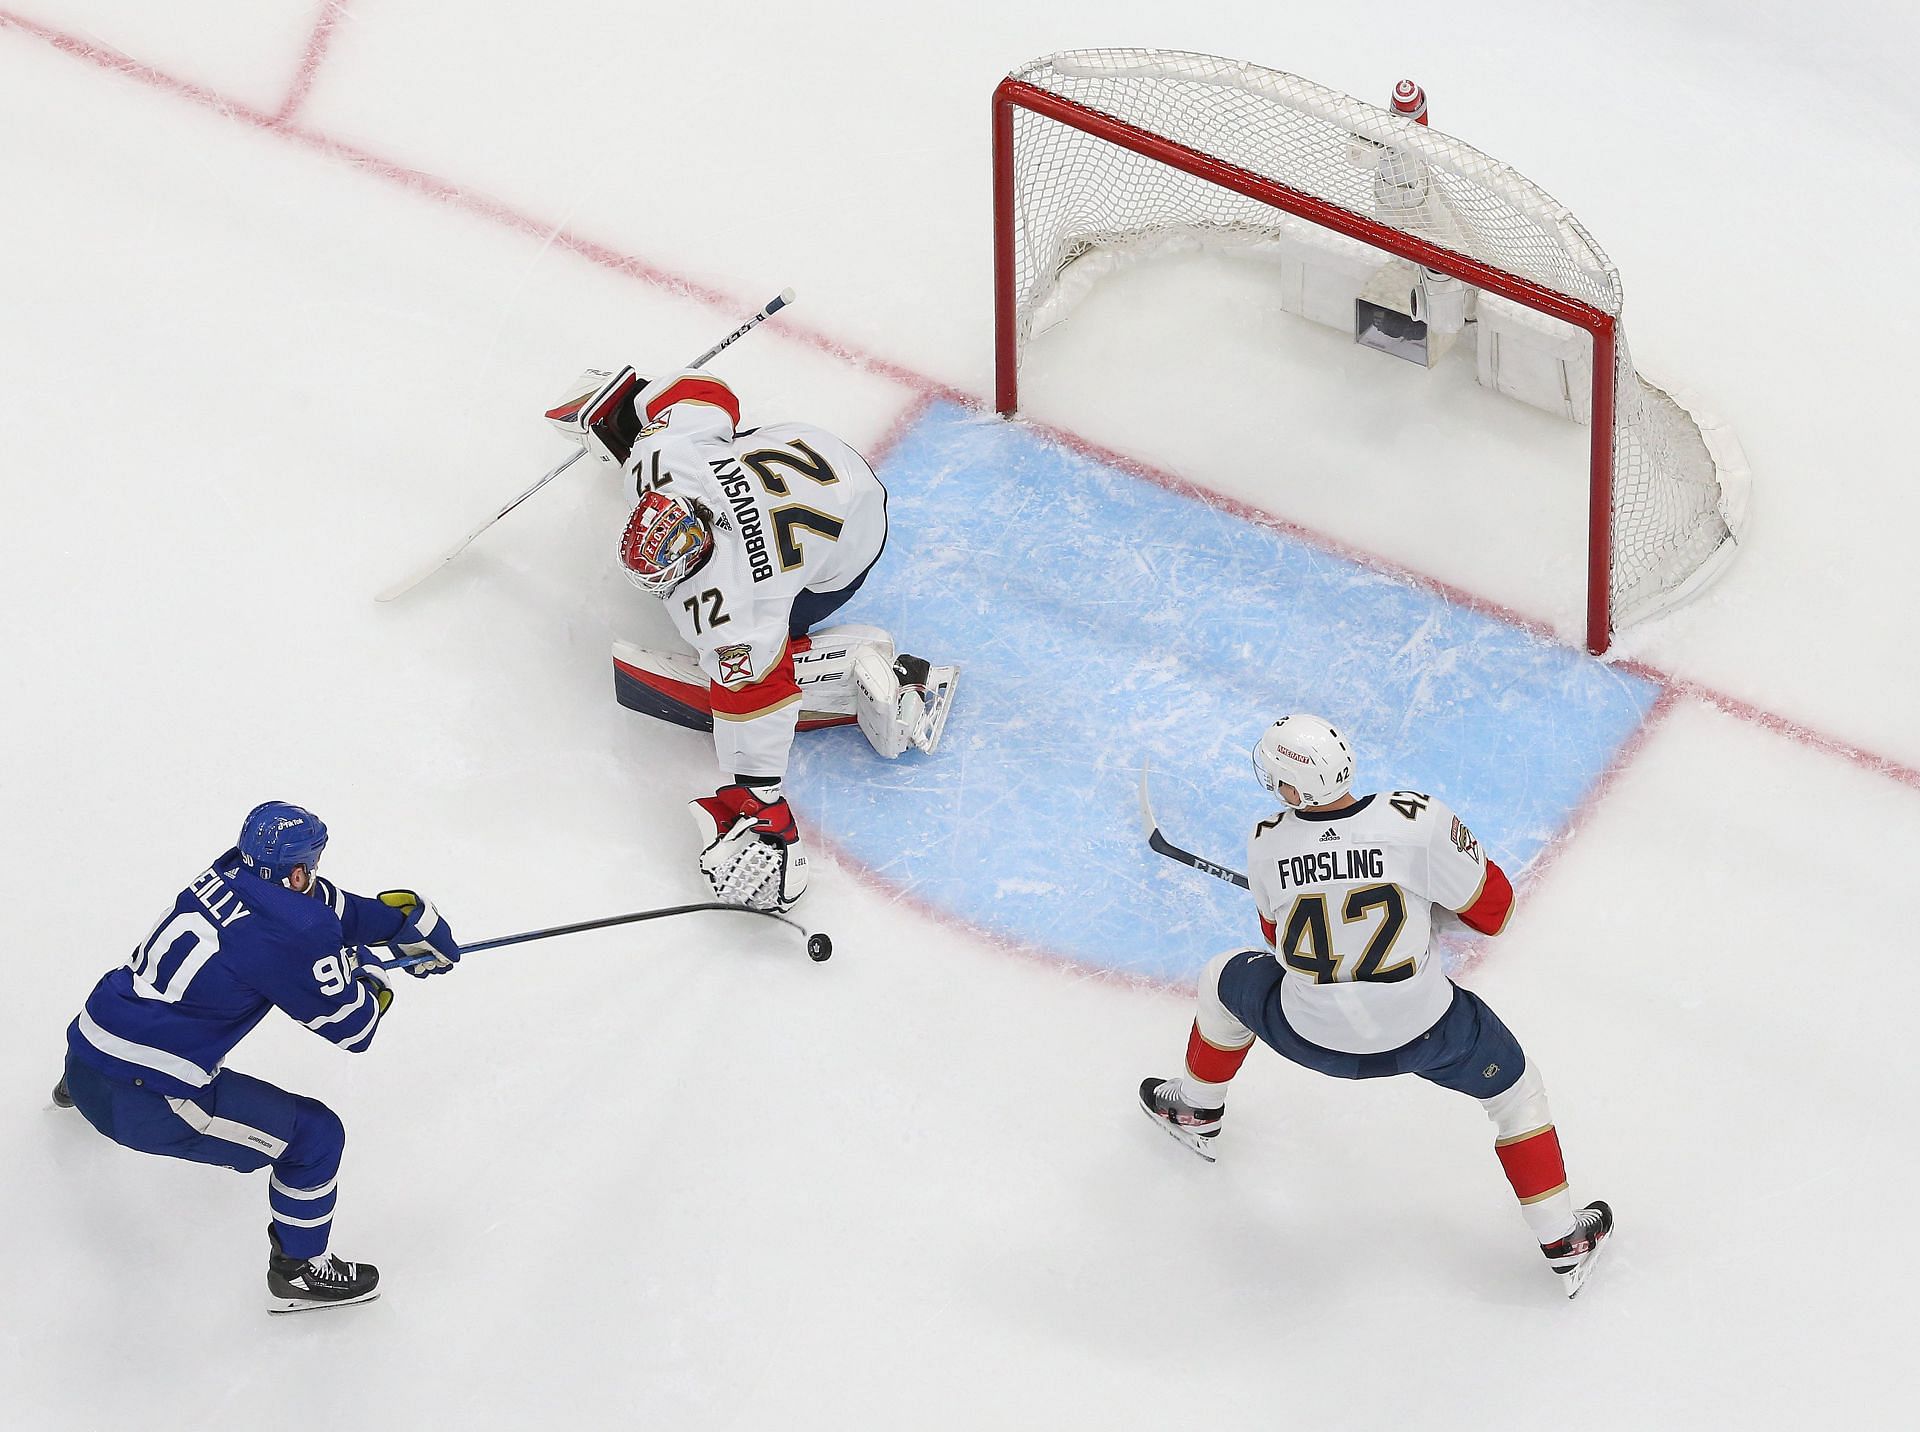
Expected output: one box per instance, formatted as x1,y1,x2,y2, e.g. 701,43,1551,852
619,490,713,594
1252,715,1355,808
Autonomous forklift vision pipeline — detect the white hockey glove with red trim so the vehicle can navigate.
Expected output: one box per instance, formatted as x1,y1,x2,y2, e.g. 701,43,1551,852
691,785,809,912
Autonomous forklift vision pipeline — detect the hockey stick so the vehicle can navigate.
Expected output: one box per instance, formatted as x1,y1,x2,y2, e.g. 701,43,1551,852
373,448,588,602
368,899,832,970
1138,758,1249,889
373,287,798,603
682,287,796,368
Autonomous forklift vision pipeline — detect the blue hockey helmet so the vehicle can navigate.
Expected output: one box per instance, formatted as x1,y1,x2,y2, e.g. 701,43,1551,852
236,801,329,886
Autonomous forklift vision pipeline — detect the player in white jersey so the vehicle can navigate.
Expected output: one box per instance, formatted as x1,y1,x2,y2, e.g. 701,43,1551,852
546,365,956,912
1140,715,1613,1295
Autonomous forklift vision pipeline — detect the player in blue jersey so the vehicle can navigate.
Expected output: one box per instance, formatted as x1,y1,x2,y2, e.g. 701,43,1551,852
54,801,462,1313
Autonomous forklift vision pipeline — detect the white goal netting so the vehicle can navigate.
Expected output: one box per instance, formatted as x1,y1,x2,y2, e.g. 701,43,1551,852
998,49,1747,646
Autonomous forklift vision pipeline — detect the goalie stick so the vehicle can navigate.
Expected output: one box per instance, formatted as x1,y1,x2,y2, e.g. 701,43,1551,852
1138,758,1249,889
374,287,798,603
368,899,833,969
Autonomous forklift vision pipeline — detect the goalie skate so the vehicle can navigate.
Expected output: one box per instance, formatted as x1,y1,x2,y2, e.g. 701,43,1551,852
853,650,960,758
904,657,960,755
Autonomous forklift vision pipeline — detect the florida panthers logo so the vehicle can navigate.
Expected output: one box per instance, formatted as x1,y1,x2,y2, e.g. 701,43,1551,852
716,643,755,684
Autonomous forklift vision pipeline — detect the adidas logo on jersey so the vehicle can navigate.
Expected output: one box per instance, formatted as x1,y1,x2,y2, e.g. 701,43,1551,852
1319,829,1340,842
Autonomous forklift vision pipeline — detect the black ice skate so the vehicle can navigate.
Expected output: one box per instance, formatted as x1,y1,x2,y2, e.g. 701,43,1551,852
51,1077,73,1109
1542,1200,1614,1298
1138,1077,1224,1163
267,1225,381,1314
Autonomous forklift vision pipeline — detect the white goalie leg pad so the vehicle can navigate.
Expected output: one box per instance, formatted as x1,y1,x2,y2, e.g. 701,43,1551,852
852,648,923,759
697,819,810,912
791,625,895,717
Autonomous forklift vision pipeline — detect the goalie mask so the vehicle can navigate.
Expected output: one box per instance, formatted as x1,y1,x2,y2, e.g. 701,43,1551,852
619,490,713,594
1253,715,1354,808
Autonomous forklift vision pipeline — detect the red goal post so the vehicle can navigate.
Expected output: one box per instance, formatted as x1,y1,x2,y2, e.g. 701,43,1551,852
992,50,1748,655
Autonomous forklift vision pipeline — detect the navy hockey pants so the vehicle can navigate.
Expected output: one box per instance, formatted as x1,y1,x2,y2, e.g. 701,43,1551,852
1214,951,1526,1099
63,1055,347,1259
788,562,875,638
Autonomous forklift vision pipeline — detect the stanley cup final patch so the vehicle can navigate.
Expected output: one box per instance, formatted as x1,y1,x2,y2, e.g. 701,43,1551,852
716,643,755,685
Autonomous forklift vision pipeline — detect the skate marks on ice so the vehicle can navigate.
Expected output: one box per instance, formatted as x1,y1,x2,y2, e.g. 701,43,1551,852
784,402,1661,983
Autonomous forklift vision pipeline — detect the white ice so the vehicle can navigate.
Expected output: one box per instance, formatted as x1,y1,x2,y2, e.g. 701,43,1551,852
2,2,1917,1428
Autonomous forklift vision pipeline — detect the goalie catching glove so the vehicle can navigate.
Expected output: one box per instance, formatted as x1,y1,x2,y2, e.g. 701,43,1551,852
691,784,809,913
377,890,462,976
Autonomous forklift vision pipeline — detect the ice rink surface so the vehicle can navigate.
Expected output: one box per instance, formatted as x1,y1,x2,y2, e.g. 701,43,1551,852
3,2,1918,1428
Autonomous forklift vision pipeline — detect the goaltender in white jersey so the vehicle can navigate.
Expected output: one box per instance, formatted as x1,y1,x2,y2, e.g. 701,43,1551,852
1141,715,1614,1295
545,364,957,913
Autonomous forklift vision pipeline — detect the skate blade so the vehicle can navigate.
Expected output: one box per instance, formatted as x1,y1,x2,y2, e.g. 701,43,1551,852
1139,1105,1218,1163
267,1288,382,1315
1561,1237,1610,1299
911,666,960,754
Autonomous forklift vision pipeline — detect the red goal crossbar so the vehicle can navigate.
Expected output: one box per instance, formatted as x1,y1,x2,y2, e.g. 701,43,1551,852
992,75,1621,654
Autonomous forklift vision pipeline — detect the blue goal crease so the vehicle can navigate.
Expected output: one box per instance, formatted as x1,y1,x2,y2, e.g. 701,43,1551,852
784,400,1661,984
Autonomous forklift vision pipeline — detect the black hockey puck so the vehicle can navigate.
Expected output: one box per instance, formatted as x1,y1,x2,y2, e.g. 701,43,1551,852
806,933,833,962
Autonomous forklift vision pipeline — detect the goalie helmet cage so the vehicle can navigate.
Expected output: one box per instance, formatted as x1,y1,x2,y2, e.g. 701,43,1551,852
991,50,1748,655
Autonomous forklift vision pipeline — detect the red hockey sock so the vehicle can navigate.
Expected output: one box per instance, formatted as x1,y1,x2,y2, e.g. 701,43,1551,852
1184,1021,1252,1087
1495,1125,1569,1204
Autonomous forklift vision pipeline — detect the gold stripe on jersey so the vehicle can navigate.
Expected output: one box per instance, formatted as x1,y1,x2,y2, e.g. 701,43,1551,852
713,692,802,722
1518,1181,1570,1205
1453,861,1488,916
1495,1124,1556,1147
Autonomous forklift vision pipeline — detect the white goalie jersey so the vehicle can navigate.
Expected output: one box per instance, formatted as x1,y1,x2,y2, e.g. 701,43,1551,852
622,371,889,778
1247,790,1515,1055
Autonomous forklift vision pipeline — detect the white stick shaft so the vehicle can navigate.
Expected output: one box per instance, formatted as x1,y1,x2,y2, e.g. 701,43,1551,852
374,448,588,602
374,288,795,602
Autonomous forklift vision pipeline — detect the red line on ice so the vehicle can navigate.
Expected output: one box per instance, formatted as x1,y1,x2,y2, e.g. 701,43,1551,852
274,1,348,126
6,9,1918,800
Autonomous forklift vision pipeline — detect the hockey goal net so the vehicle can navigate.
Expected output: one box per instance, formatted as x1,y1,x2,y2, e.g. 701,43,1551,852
993,50,1748,655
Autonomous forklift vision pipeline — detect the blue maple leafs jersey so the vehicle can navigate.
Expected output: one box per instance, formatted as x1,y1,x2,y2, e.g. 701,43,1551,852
67,851,411,1097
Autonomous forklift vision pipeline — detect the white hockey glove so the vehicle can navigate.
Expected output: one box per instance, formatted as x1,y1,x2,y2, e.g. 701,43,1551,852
544,366,644,467
691,785,809,912
378,890,462,977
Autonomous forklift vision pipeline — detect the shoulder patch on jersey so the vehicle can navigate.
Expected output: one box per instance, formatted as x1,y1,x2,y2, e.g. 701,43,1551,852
715,643,755,685
1449,814,1481,859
